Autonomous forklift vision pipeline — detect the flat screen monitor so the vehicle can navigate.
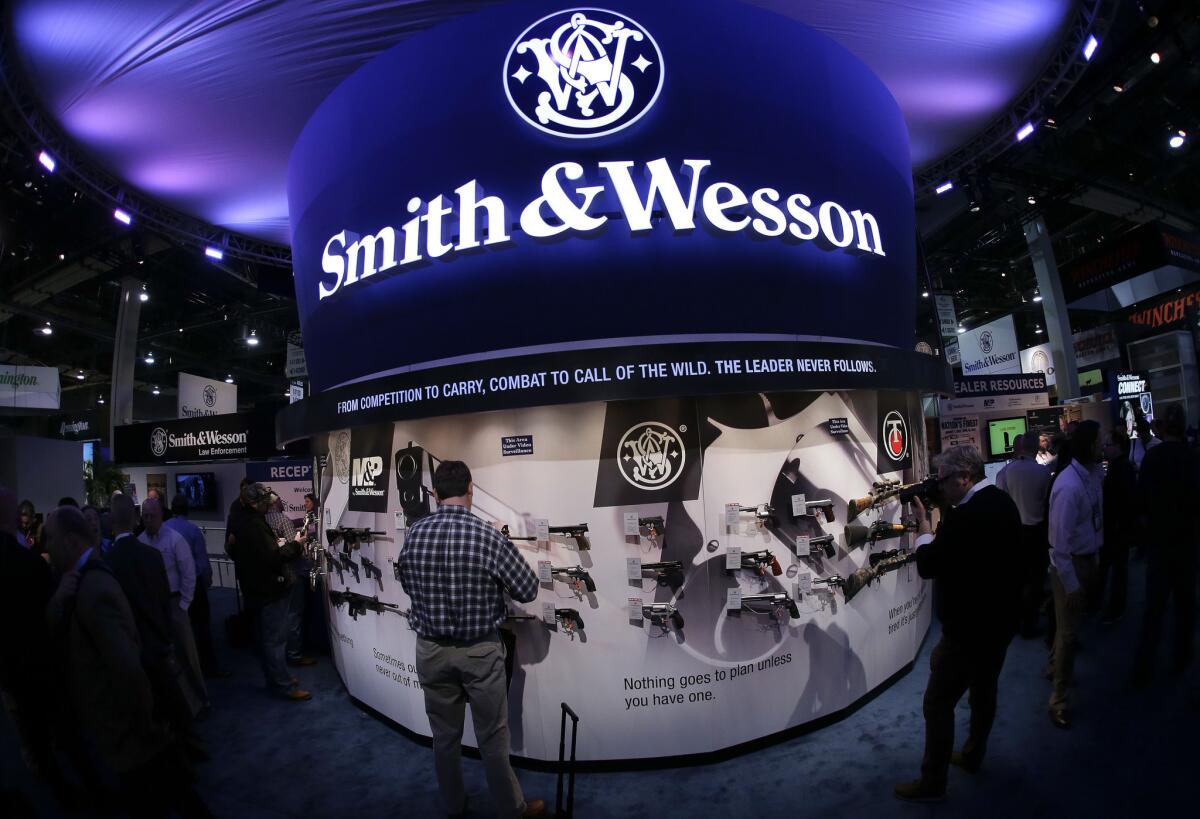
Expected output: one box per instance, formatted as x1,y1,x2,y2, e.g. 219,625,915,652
984,461,1008,482
175,472,218,511
987,417,1027,458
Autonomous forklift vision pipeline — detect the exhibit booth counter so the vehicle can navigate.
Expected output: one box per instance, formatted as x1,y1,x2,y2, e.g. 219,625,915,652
278,0,952,763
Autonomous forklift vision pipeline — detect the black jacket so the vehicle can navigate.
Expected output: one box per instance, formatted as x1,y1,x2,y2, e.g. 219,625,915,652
1103,455,1138,546
916,484,1022,644
229,510,300,600
0,531,55,693
1138,441,1200,548
103,533,175,667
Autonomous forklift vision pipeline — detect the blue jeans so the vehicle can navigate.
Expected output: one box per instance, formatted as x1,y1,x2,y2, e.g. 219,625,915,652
287,559,311,660
246,593,293,693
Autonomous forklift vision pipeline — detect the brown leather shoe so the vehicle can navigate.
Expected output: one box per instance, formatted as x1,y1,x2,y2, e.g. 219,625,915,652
521,799,546,817
283,688,312,701
287,656,318,667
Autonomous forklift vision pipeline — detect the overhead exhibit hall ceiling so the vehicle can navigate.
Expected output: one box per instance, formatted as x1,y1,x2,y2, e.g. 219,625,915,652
10,0,1073,245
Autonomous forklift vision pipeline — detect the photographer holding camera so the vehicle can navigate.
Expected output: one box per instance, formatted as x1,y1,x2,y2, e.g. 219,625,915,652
894,445,1022,803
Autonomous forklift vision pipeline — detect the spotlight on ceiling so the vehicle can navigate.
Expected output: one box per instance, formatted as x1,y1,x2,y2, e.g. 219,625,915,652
97,397,105,405
1033,291,1043,302
139,283,149,302
1028,195,1038,205
152,386,160,396
921,290,930,298
113,208,132,225
957,325,966,335
935,181,954,195
144,352,155,364
1169,130,1186,149
969,201,981,213
39,322,52,336
37,150,56,172
1113,84,1124,93
1150,52,1161,64
1016,121,1035,142
1083,34,1099,61
224,375,234,384
1035,326,1044,335
204,246,224,261
246,330,259,347
75,371,85,381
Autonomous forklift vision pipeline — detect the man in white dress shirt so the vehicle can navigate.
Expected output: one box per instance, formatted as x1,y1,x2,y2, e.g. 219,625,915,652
139,498,209,715
1046,420,1103,729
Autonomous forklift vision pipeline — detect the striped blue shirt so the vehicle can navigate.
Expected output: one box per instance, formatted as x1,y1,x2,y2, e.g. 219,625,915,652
397,504,539,640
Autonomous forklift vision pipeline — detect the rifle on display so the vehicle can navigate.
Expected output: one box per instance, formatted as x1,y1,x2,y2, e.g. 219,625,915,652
813,548,917,603
326,553,345,584
500,525,537,542
740,592,800,620
328,589,406,620
642,603,685,633
550,566,597,593
641,560,685,589
340,554,361,584
845,520,917,549
326,527,388,553
737,549,783,577
360,556,383,585
846,477,940,522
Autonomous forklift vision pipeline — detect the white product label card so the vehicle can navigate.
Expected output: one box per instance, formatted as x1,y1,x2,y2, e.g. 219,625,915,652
623,512,640,537
790,493,807,518
726,587,742,611
537,561,552,583
541,602,557,626
725,545,742,571
795,535,810,552
724,503,740,531
627,597,643,620
799,572,813,594
626,557,643,581
394,511,405,531
535,518,550,545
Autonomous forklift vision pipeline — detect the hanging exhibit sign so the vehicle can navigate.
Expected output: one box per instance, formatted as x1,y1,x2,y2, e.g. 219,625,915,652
246,458,313,516
1072,324,1120,368
956,315,1020,376
933,294,958,339
939,373,1048,415
939,415,981,451
1114,372,1154,435
1020,344,1056,387
0,364,60,409
177,372,237,418
287,0,922,397
285,343,308,379
49,411,104,443
114,413,278,463
1125,284,1200,333
1060,222,1200,303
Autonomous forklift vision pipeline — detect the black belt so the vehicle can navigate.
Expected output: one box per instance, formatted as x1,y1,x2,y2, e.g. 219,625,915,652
420,630,498,648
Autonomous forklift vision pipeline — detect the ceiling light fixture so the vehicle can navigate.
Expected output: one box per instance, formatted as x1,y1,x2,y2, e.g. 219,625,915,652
225,375,234,384
935,181,953,195
144,352,155,364
37,150,56,172
247,330,259,347
1016,121,1035,142
1032,291,1043,302
1035,326,1044,335
1083,34,1099,61
75,371,85,380
1027,195,1037,205
1113,84,1124,93
98,397,105,405
139,283,149,302
39,322,52,336
152,386,160,396
204,246,224,261
1150,51,1161,64
921,290,930,298
113,208,132,225
957,325,966,335
1169,130,1186,149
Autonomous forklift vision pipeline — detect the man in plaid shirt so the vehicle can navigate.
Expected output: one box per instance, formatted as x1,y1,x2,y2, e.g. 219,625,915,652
397,460,543,818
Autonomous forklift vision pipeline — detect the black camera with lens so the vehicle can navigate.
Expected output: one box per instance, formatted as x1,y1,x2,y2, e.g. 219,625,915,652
898,475,943,506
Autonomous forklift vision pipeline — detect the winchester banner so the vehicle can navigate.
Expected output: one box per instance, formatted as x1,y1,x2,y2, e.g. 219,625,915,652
0,364,60,409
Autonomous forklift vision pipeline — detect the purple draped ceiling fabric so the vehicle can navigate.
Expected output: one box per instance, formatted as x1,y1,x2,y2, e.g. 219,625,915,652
12,0,1072,244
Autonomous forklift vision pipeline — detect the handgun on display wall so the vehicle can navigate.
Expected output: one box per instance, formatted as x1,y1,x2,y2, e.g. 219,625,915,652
549,524,590,550
641,560,685,589
808,533,837,559
802,499,836,522
639,516,665,539
340,554,360,583
555,608,585,635
738,504,777,526
741,592,800,620
738,549,783,577
326,553,345,584
550,565,596,593
642,603,684,632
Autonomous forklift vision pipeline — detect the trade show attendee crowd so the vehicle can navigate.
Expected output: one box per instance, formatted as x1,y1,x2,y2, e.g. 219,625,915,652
896,403,1198,802
0,481,317,817
0,407,1196,814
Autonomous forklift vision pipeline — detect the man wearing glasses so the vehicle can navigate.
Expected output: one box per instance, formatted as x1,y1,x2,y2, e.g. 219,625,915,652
894,445,1022,802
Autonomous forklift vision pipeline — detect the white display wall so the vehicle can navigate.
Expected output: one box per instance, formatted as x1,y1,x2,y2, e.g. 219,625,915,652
317,390,931,762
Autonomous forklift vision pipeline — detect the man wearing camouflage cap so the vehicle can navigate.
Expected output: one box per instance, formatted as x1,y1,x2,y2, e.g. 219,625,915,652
228,483,310,701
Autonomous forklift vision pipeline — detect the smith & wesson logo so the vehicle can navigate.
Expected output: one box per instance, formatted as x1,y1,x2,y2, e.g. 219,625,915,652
504,8,664,139
618,421,684,489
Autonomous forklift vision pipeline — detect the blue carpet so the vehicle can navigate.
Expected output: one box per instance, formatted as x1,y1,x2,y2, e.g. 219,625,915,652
3,556,1195,818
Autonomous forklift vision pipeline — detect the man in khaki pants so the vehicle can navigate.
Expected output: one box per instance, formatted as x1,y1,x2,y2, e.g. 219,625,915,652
398,460,543,818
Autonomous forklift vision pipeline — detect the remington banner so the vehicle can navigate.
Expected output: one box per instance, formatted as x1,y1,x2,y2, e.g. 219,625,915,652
593,398,703,508
347,424,392,512
0,364,60,409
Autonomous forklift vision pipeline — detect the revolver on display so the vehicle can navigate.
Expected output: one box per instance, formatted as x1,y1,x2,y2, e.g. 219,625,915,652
642,602,685,632
360,556,383,585
555,608,585,635
641,560,685,589
801,499,836,523
739,549,783,577
741,592,800,620
550,565,596,594
549,524,590,551
739,504,777,526
639,516,665,539
807,533,837,559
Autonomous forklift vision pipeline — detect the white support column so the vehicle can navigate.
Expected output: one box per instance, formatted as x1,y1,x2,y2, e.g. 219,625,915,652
1023,216,1079,400
109,277,143,442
